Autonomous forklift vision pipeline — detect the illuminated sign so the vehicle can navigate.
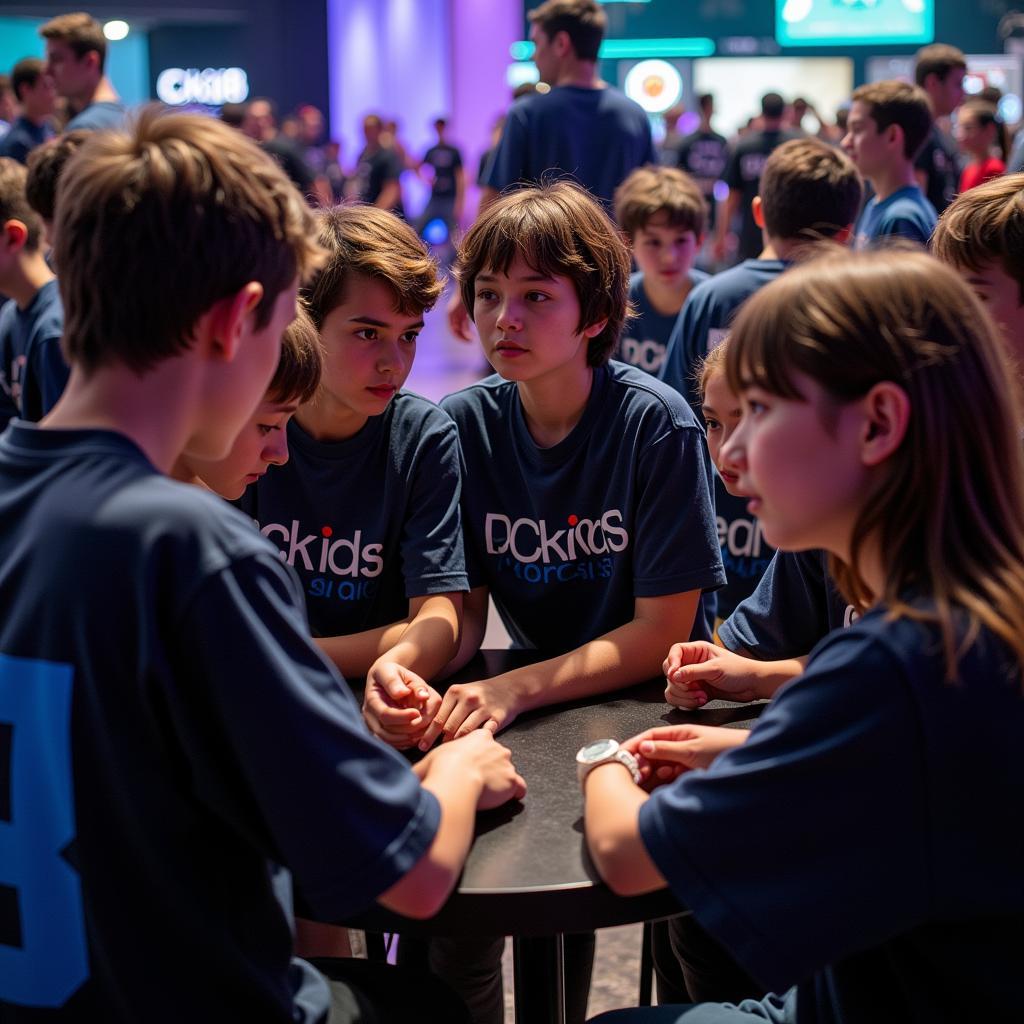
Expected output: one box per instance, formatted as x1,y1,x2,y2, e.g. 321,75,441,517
623,60,683,114
156,67,249,106
776,0,934,47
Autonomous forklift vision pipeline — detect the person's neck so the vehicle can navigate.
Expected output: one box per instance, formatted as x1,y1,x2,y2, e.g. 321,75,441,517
90,76,119,105
553,59,602,89
867,162,916,203
294,392,368,442
699,116,713,132
0,252,55,309
41,358,203,475
168,455,201,486
516,362,594,449
762,118,783,133
642,273,692,317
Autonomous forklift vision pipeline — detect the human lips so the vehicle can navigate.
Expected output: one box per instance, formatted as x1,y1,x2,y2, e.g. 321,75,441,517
494,339,528,358
366,383,397,400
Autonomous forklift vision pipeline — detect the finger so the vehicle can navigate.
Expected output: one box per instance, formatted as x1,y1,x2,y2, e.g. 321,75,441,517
483,718,500,734
451,707,492,740
378,674,413,701
418,692,456,750
638,739,700,765
377,705,424,728
665,685,707,709
512,772,527,799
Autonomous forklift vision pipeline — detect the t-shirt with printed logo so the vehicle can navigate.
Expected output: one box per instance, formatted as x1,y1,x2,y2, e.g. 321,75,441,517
238,391,468,639
712,477,775,625
658,259,788,419
718,548,856,659
615,269,709,377
441,361,726,651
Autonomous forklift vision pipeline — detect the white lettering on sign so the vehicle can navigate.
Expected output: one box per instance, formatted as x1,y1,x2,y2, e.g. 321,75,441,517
156,67,249,106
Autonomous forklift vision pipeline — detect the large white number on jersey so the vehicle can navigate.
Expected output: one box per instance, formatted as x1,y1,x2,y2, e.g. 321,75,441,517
0,653,89,1007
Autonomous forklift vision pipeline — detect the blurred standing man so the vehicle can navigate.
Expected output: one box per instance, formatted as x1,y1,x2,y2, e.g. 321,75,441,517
676,93,729,235
450,0,655,337
0,59,56,164
40,12,124,132
914,43,967,214
713,92,800,264
352,113,406,217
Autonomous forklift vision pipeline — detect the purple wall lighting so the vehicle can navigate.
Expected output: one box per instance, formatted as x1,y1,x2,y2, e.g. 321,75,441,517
326,0,521,221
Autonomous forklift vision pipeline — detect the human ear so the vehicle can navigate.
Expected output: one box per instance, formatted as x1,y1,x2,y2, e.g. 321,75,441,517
582,317,608,339
860,381,910,467
751,196,765,229
206,282,265,362
1,219,29,253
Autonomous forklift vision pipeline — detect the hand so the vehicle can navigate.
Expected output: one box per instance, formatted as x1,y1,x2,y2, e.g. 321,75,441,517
422,729,527,809
446,290,475,343
363,661,441,750
662,641,764,708
621,724,748,788
417,678,522,750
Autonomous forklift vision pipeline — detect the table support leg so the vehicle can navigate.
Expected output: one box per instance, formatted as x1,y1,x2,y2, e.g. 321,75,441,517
513,933,565,1024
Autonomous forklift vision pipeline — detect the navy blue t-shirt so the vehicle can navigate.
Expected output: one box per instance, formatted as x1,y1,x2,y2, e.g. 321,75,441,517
640,604,1024,1021
713,478,775,624
0,115,52,163
853,185,937,250
0,423,440,1022
615,269,710,377
238,392,467,639
0,279,68,429
482,85,656,208
659,259,787,416
718,549,855,658
422,142,463,199
442,362,725,651
914,124,960,214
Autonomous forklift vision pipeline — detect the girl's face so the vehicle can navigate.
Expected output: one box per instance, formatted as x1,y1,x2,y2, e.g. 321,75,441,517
722,371,870,557
701,369,745,495
955,111,993,159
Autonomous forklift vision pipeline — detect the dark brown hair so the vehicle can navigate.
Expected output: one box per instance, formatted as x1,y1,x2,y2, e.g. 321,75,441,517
852,80,933,160
303,204,444,329
25,130,89,223
269,301,322,404
40,12,107,72
725,248,1024,681
614,165,708,240
758,137,862,242
54,105,324,375
0,158,43,252
932,171,1024,303
455,180,631,366
12,57,45,102
528,0,606,62
914,43,967,87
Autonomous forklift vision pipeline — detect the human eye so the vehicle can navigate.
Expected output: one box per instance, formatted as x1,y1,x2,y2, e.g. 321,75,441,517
475,287,497,302
257,423,275,436
400,330,420,345
526,291,550,303
354,327,378,341
703,416,721,433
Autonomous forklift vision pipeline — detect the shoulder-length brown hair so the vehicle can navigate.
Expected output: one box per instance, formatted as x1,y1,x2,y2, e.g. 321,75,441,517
725,248,1024,682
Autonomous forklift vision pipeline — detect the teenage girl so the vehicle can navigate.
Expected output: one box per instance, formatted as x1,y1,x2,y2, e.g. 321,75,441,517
956,99,1008,192
583,247,1024,1024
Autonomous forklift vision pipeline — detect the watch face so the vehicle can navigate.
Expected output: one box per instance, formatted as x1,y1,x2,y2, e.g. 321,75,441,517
579,739,618,763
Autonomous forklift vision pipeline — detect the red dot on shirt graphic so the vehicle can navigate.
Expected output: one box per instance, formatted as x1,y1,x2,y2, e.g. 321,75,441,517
321,526,333,538
568,515,578,526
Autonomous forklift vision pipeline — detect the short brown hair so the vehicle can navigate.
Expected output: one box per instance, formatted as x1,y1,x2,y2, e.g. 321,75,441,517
932,172,1024,304
54,105,324,375
12,57,45,102
914,43,967,87
303,204,443,329
614,165,708,241
269,301,322,404
697,335,729,399
853,80,933,159
758,137,862,242
456,181,631,366
25,130,89,223
40,12,107,71
0,158,43,252
528,0,606,62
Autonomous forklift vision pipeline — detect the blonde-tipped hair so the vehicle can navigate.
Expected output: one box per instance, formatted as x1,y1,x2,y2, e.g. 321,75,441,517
725,248,1024,683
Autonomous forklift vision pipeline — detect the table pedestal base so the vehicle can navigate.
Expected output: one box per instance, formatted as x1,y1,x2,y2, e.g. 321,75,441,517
513,933,565,1024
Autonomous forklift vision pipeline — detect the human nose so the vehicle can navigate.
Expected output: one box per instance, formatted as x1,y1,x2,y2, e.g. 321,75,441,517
376,339,404,372
720,415,748,471
264,430,290,467
496,296,522,333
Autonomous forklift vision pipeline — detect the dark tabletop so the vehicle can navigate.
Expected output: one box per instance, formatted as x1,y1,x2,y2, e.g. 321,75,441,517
348,650,764,938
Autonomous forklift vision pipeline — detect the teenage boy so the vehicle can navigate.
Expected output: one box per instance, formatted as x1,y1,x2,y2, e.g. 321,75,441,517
416,117,465,245
24,130,88,248
914,42,967,214
675,92,729,236
612,166,708,376
0,58,56,164
842,80,936,250
40,12,124,132
238,204,467,750
0,108,525,1022
660,137,862,417
174,302,323,498
0,157,66,428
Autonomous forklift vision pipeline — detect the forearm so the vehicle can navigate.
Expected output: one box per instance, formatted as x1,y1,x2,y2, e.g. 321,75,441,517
376,181,401,209
315,621,411,678
584,763,665,896
715,190,741,242
377,758,481,918
375,594,461,681
747,655,807,698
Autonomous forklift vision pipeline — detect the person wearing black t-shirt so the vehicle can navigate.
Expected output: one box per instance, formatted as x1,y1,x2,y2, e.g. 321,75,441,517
352,113,406,218
676,93,728,233
415,117,464,244
913,42,967,213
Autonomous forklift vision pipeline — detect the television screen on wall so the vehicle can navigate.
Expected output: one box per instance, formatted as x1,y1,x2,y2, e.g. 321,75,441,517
776,0,934,48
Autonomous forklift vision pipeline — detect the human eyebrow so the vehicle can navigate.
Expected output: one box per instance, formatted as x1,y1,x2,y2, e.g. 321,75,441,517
348,316,390,327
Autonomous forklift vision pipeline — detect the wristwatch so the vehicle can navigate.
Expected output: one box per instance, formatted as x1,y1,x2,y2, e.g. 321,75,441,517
576,738,642,787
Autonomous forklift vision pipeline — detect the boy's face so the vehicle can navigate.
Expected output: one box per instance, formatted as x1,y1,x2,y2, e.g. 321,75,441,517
701,369,746,496
316,273,421,427
842,102,891,181
472,255,599,384
960,260,1024,370
44,41,96,101
22,73,57,121
925,68,965,118
632,214,700,294
188,397,297,499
